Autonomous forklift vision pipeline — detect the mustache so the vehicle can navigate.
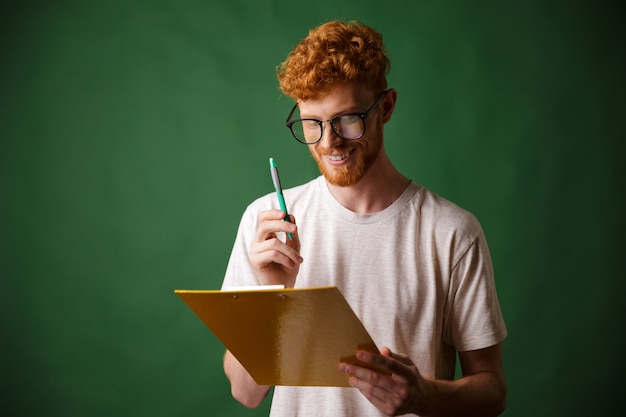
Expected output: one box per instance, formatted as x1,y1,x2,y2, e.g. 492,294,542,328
316,144,357,156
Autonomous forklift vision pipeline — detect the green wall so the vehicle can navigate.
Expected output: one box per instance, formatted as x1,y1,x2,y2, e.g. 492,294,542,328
1,0,623,415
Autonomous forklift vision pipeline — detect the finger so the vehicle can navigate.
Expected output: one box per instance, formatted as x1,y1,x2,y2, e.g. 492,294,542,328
259,209,290,222
251,237,302,269
356,350,416,383
259,209,296,229
252,247,300,270
380,346,414,366
255,212,298,242
340,366,403,414
256,209,291,239
340,350,418,415
285,214,301,247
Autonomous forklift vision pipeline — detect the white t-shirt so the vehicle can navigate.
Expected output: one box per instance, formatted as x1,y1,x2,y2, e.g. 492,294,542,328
222,176,507,416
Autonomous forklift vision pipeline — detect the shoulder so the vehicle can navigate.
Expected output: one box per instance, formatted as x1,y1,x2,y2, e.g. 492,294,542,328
408,184,486,260
414,184,482,232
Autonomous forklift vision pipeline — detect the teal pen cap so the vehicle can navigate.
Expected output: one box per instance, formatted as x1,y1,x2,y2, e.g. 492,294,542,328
269,157,293,240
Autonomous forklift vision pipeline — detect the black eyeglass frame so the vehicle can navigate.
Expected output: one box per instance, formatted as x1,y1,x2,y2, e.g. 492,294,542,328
285,89,390,145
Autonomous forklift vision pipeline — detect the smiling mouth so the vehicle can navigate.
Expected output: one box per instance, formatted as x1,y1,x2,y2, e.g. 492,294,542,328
327,149,355,161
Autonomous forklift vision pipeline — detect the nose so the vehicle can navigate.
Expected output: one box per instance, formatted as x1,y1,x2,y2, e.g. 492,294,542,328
319,120,342,149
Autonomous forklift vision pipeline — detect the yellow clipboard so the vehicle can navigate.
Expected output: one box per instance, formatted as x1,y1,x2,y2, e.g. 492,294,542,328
175,286,383,387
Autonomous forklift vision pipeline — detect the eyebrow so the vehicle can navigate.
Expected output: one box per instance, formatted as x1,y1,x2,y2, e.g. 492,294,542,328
298,103,364,120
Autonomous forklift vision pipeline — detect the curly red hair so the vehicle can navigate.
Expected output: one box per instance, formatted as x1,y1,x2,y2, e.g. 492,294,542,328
277,20,390,101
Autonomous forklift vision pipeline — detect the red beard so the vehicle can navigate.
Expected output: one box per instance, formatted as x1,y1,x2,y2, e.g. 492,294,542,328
310,138,382,187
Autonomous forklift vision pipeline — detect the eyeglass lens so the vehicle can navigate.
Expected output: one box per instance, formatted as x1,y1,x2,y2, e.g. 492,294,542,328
286,90,389,144
291,115,364,143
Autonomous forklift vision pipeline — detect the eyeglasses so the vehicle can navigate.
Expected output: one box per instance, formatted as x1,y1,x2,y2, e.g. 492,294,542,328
285,90,390,145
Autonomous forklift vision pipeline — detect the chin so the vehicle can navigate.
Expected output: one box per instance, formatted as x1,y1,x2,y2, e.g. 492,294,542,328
312,142,379,187
319,162,367,187
325,172,362,187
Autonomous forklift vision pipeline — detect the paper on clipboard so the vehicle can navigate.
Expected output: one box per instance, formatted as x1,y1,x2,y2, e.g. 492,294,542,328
175,286,385,387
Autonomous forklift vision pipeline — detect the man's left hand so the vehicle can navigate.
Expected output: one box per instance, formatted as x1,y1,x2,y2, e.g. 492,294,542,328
338,346,424,416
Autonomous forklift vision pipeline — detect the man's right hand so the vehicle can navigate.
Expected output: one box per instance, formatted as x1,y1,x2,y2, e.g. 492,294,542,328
249,209,302,288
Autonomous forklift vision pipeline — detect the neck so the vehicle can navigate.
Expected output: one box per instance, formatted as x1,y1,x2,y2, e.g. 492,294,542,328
325,150,410,214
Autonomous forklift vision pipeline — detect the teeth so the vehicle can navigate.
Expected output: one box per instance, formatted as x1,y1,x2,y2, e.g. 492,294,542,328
328,151,352,161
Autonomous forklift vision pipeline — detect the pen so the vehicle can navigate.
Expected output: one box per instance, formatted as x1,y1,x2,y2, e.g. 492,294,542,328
269,157,293,240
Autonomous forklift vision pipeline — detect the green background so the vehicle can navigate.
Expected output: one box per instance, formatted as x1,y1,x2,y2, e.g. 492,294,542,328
1,0,624,416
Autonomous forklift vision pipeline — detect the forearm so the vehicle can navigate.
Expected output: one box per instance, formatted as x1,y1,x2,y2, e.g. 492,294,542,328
417,371,507,417
223,350,271,408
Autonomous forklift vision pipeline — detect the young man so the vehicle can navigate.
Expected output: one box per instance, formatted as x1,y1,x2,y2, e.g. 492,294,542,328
222,20,507,416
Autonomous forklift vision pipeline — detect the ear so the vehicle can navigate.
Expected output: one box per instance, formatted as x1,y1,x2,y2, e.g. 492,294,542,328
381,88,397,124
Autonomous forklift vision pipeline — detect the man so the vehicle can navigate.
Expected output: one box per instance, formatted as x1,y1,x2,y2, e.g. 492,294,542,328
222,20,507,416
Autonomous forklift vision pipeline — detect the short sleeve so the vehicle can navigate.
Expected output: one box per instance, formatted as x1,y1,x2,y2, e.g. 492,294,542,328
445,232,507,352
